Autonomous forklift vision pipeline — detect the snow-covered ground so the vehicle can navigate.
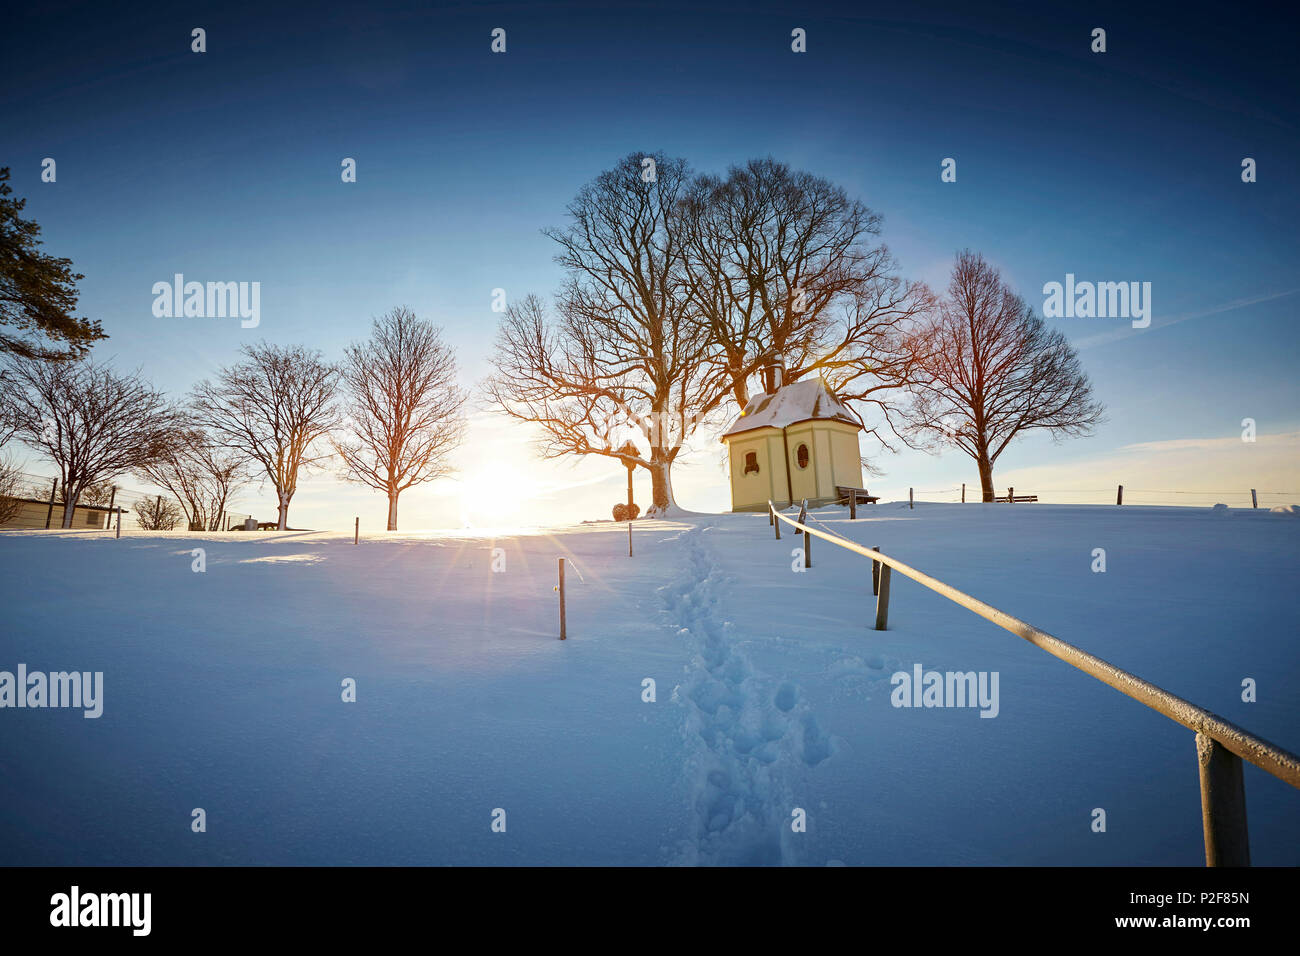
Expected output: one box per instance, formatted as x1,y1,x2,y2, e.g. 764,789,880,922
1,502,1297,865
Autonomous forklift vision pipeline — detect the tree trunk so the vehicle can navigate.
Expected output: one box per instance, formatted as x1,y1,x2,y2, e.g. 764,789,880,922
647,451,677,516
60,495,77,529
977,445,995,503
277,491,290,530
387,489,399,531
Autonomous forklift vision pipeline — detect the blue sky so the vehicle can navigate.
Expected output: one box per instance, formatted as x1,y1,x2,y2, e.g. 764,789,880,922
3,0,1297,526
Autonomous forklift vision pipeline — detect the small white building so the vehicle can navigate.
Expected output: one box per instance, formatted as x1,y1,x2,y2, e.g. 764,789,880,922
721,376,864,512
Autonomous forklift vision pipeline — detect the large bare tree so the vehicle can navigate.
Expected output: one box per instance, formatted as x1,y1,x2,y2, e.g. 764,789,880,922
486,153,729,514
335,308,466,530
136,427,251,530
679,158,932,449
907,250,1104,501
4,355,180,526
193,343,339,530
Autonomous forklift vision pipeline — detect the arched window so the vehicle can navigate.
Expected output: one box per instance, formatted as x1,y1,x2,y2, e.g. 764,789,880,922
743,451,760,475
796,443,810,469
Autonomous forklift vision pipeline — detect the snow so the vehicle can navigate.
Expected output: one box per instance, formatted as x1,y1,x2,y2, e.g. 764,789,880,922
1,502,1297,865
721,377,859,439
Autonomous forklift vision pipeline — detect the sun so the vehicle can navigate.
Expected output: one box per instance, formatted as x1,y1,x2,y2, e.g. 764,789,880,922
457,466,532,529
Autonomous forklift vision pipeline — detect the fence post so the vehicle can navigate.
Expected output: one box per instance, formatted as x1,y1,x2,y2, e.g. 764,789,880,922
105,486,117,530
909,487,913,510
1196,733,1250,866
115,505,121,538
798,498,807,524
628,520,633,557
850,493,857,520
773,504,781,540
804,526,811,568
1251,489,1258,509
1117,484,1123,506
871,545,880,596
961,483,965,503
44,478,57,529
874,564,891,630
1009,486,1014,504
354,516,359,545
558,557,566,640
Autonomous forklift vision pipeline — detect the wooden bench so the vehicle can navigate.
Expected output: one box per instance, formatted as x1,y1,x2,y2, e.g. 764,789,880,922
836,485,879,518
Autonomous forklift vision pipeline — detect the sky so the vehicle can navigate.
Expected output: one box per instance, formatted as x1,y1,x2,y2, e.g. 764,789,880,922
2,0,1297,528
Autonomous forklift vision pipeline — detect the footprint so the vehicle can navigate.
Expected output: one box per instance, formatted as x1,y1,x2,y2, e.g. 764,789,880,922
774,682,799,713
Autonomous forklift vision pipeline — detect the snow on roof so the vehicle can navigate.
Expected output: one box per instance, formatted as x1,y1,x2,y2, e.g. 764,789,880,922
721,377,861,440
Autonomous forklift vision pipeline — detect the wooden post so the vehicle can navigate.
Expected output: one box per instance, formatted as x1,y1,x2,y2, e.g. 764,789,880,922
849,493,857,520
354,516,359,545
1196,733,1250,866
115,505,121,538
1008,486,1014,504
105,486,117,530
871,545,880,596
798,498,807,524
44,478,57,529
909,487,913,510
1117,484,1123,506
874,564,891,630
961,483,965,503
773,504,781,540
558,558,566,640
803,527,811,568
628,520,633,557
1250,489,1258,509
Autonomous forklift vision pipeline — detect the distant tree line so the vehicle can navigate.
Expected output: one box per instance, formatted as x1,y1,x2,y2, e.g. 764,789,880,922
0,155,1102,520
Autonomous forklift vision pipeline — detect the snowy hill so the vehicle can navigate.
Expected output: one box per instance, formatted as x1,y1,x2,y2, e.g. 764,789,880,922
1,502,1297,865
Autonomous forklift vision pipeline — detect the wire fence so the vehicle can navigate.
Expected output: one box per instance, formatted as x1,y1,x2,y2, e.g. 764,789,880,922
1,468,255,531
888,484,1299,509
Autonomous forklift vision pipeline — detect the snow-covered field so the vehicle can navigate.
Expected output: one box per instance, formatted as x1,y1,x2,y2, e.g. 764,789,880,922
1,502,1297,866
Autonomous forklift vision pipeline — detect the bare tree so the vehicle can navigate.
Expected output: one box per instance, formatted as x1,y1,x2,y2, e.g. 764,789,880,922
133,495,182,531
907,250,1104,502
679,158,932,449
193,343,338,530
136,427,251,531
335,308,466,530
0,455,23,524
487,154,729,515
4,356,181,527
0,369,20,448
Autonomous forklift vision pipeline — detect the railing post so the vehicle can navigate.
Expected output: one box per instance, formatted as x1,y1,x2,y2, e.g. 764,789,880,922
871,545,880,596
1197,733,1250,866
874,564,891,630
804,527,811,568
558,558,566,641
772,504,781,540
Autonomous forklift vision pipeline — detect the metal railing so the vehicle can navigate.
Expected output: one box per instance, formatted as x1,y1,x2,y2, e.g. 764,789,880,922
768,499,1300,866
